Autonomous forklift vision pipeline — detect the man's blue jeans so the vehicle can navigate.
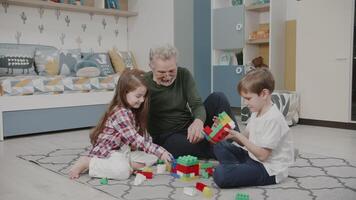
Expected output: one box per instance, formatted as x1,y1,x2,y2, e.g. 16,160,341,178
213,141,276,188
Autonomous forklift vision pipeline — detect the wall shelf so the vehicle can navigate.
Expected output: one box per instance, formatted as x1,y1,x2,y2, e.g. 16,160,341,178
0,0,138,17
246,3,270,12
246,39,269,44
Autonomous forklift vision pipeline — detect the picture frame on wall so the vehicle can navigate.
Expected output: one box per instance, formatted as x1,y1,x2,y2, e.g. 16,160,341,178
105,0,120,9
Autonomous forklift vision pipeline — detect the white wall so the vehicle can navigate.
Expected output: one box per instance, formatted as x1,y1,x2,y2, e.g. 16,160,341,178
128,0,174,71
0,5,128,52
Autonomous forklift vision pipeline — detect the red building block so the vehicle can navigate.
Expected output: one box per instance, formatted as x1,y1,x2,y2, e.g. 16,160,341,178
137,171,153,179
203,126,213,135
196,182,207,192
176,164,199,176
206,167,214,176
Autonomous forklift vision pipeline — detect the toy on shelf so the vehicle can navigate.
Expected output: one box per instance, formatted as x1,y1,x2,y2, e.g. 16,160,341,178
235,192,250,200
248,28,269,42
201,112,236,144
175,155,199,181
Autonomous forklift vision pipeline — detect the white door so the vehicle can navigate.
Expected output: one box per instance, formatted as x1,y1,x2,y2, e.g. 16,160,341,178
296,0,354,122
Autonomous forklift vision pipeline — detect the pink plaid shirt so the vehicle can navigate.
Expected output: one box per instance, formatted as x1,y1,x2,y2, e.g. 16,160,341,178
89,106,165,158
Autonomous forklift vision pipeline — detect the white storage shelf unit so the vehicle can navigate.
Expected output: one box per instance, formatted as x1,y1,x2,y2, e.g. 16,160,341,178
244,0,286,90
211,0,286,107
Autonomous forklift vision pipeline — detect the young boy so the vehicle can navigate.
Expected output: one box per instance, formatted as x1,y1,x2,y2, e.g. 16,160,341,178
213,68,294,188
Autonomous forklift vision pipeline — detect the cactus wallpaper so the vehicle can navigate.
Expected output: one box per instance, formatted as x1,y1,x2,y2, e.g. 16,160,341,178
0,3,128,51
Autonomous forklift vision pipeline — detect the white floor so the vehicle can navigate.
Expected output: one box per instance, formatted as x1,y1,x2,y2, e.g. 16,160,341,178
0,125,355,200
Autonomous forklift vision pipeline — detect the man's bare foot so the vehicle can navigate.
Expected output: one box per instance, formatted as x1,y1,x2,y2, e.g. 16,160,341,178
68,156,91,179
130,161,146,170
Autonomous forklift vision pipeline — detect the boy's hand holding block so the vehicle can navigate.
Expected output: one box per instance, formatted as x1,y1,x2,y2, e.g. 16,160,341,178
201,111,236,144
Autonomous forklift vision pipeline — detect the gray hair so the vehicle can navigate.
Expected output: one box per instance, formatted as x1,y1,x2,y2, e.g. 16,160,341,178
149,44,178,62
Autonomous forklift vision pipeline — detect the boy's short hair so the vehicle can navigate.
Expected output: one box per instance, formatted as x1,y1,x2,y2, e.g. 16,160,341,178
238,67,275,95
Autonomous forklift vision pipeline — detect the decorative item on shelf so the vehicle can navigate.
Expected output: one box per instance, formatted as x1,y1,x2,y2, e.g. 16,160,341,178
80,0,95,7
252,56,268,68
219,52,231,65
235,50,243,65
248,28,269,41
231,0,243,6
259,0,270,4
105,0,120,9
59,0,76,4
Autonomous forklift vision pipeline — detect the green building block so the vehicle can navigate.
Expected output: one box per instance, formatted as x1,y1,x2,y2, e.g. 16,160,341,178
177,155,199,166
201,171,209,179
200,162,214,169
100,177,108,185
157,159,165,164
235,192,249,200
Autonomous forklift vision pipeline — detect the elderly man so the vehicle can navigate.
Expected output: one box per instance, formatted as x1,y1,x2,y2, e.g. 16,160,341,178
144,44,239,158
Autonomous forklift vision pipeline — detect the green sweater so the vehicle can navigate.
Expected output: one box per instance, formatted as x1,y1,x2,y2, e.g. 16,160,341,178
145,67,206,136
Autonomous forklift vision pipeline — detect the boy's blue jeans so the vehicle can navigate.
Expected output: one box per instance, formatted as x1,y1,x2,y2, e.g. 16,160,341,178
213,141,276,188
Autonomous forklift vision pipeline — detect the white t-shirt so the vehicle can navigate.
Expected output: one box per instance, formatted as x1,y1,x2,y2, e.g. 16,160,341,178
246,104,294,183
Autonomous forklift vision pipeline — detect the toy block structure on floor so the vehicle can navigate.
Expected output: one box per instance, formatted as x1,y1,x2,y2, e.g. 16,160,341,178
199,162,214,179
175,155,199,181
201,111,236,144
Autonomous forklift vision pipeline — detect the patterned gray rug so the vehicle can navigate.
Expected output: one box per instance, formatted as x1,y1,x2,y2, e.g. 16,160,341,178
18,147,356,200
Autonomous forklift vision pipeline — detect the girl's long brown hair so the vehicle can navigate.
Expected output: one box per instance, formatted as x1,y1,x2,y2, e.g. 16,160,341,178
90,68,149,144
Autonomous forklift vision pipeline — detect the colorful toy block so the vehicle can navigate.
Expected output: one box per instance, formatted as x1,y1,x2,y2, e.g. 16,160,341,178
235,192,249,200
100,177,108,185
133,173,146,186
142,167,153,172
177,155,199,166
201,171,209,179
196,182,207,192
137,171,153,179
200,162,214,169
201,112,236,144
203,187,213,198
175,155,199,180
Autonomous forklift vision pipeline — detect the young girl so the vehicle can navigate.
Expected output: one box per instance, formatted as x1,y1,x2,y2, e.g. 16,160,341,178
212,68,294,188
69,69,172,180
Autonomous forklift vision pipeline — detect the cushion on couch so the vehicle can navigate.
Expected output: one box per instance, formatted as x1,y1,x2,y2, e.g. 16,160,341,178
58,49,81,76
0,43,37,76
79,52,115,76
34,47,60,76
108,48,138,74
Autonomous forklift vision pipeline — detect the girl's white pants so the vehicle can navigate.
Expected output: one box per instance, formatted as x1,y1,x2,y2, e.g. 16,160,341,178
88,145,158,180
